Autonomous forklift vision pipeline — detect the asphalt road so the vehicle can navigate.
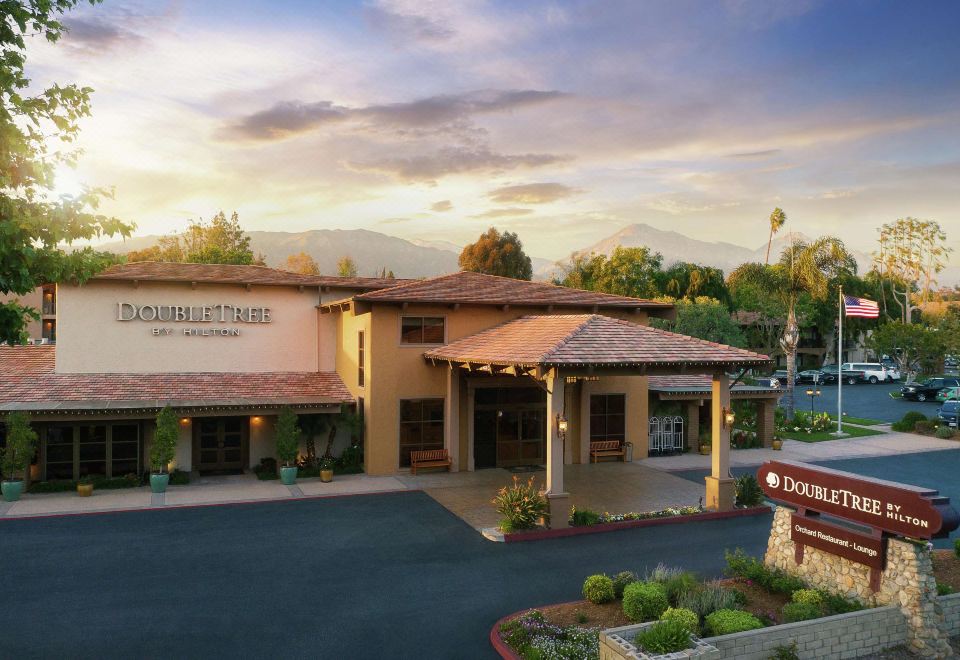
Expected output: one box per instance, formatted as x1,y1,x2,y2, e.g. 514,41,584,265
0,492,770,660
3,449,959,659
784,380,944,423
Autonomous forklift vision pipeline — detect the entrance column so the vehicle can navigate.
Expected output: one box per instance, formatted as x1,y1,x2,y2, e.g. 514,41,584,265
445,366,461,472
545,369,569,528
686,401,700,449
705,372,735,511
756,400,775,449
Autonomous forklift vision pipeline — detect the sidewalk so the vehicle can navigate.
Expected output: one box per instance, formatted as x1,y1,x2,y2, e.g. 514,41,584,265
636,428,960,471
0,472,409,519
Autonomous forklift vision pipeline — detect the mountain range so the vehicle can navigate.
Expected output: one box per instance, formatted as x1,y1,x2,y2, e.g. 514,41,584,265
96,223,957,285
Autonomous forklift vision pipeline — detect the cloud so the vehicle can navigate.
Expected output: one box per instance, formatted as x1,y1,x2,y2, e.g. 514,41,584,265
219,89,565,141
725,149,782,159
63,17,142,50
431,200,453,212
348,147,569,183
364,4,456,44
487,182,580,204
470,208,534,219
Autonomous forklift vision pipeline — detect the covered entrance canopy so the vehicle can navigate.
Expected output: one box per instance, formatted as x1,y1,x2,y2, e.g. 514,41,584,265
425,314,771,525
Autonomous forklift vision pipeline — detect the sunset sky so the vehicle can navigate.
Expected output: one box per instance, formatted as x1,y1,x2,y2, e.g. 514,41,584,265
30,0,960,262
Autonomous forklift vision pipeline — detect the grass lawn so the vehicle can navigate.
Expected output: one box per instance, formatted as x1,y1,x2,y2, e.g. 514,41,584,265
781,424,885,442
828,414,886,426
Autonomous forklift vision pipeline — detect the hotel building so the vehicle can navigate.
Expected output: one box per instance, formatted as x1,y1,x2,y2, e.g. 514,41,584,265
0,262,773,518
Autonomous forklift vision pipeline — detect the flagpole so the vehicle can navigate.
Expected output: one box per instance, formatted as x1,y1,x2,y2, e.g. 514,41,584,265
837,285,843,435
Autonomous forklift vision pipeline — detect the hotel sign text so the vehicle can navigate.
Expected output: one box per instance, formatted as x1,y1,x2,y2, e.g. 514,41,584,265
116,303,272,337
790,513,885,570
757,460,959,540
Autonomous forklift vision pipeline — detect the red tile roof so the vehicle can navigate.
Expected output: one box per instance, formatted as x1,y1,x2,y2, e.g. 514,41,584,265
424,315,771,369
0,346,352,412
351,271,673,310
648,375,782,394
93,262,410,290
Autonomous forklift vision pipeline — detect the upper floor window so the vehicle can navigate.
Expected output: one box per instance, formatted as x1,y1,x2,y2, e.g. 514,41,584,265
400,317,445,344
357,331,365,387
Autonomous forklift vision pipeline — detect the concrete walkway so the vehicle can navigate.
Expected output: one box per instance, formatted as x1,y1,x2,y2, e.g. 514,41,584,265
638,428,960,471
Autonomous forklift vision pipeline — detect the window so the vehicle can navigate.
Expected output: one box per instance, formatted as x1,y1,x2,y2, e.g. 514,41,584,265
398,399,444,467
400,317,445,344
590,394,626,443
357,331,365,387
43,423,141,480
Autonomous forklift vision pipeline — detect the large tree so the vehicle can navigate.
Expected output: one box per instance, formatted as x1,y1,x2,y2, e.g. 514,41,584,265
337,256,358,277
874,218,951,323
653,262,730,306
459,227,532,280
283,252,320,275
650,297,746,347
1,0,132,344
728,237,856,419
866,321,946,377
127,211,259,265
556,246,662,299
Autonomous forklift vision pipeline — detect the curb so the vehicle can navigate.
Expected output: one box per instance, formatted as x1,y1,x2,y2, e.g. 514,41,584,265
502,506,771,543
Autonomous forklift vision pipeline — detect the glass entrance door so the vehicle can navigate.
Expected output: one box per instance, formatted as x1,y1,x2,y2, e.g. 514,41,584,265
195,417,247,472
473,387,546,469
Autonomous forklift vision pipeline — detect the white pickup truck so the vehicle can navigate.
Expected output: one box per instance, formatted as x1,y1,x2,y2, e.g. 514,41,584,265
841,362,900,384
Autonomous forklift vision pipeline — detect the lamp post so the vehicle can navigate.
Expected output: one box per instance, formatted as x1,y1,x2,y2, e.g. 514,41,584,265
805,388,821,415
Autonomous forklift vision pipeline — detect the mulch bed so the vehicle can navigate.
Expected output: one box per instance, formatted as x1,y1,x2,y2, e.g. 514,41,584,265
933,549,960,591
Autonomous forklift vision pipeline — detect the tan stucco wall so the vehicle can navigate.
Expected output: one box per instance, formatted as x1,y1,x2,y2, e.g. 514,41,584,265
56,280,321,373
339,302,651,475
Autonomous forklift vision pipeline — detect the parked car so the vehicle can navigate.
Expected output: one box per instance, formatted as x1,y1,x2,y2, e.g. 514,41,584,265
936,400,960,428
770,370,800,385
841,362,900,384
901,377,960,402
821,364,867,385
936,386,960,403
797,369,836,384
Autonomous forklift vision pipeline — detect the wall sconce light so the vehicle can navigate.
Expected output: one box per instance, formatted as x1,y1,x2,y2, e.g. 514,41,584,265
179,417,190,425
556,414,568,437
722,407,736,430
251,416,262,424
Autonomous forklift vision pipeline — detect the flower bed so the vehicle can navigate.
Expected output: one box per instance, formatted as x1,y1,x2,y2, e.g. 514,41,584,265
570,505,703,527
493,551,865,659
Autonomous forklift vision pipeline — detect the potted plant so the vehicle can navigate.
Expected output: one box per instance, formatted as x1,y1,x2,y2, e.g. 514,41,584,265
150,407,178,493
772,436,783,450
276,407,300,485
2,412,38,502
319,456,334,483
698,440,710,455
77,474,94,497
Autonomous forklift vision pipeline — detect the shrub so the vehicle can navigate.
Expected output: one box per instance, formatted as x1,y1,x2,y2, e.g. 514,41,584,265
704,609,764,636
499,610,598,659
676,582,740,620
914,420,936,435
623,581,669,622
769,641,800,660
493,475,548,531
735,474,764,507
791,589,824,609
253,457,279,480
570,507,601,527
2,411,38,481
936,425,956,439
659,607,699,635
275,407,300,467
955,538,960,559
151,407,178,474
662,571,700,605
818,590,862,615
781,601,822,623
645,563,683,583
582,574,615,604
724,548,805,595
937,583,954,596
635,619,691,654
892,411,926,432
169,469,190,486
612,571,638,599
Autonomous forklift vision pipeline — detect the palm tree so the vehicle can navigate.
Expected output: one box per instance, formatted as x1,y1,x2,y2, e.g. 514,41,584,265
729,236,856,419
765,208,787,265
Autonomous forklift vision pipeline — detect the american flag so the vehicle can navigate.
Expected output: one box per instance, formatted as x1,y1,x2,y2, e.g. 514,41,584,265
844,295,880,318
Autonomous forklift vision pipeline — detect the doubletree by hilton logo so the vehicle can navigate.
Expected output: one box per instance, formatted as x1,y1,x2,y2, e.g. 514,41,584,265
115,302,273,338
765,472,780,489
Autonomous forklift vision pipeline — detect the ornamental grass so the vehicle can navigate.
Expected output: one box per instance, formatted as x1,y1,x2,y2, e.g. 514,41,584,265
493,475,548,532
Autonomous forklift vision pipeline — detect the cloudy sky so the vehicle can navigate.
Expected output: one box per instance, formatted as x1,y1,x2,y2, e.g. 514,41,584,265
29,0,960,261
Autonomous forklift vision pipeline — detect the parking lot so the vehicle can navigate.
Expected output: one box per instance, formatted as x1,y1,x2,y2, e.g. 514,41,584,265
794,380,949,423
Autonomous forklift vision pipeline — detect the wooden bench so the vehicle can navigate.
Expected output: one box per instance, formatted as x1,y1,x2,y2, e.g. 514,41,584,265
410,449,452,475
590,440,625,463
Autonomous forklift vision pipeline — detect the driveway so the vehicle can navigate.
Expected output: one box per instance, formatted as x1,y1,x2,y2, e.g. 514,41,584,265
0,491,769,659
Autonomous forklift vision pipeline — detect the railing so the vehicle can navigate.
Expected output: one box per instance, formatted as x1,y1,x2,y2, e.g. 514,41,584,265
42,302,56,315
648,416,685,454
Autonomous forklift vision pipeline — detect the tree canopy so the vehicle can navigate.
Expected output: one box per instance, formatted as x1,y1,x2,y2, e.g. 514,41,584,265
874,218,952,323
283,252,320,275
126,211,260,265
337,256,358,277
650,297,746,347
866,321,947,376
459,227,533,280
1,0,133,344
556,246,662,298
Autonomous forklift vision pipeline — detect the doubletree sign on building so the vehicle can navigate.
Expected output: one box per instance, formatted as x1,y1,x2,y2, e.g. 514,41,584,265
116,302,272,337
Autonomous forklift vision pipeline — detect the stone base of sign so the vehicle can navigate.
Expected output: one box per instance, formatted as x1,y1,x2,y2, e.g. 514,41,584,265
765,505,955,659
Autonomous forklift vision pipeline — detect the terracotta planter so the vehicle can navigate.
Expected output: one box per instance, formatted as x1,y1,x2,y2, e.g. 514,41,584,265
77,483,94,497
320,469,334,483
698,444,711,455
772,439,783,450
